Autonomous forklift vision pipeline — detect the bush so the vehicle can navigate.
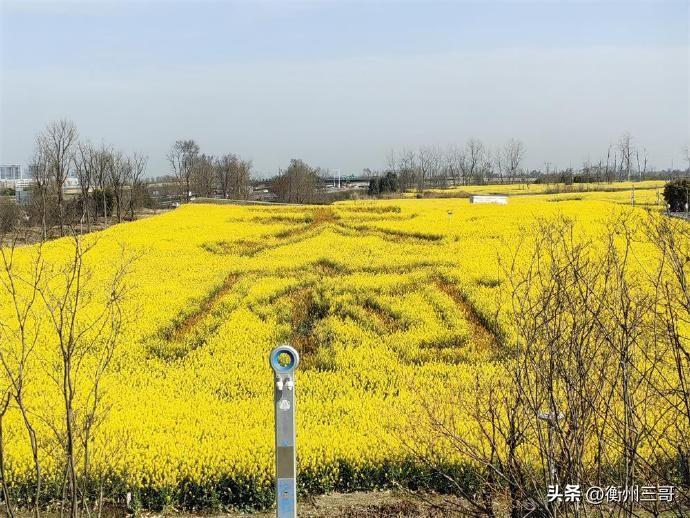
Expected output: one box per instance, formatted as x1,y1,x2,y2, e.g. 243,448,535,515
663,179,690,212
368,172,399,196
0,197,21,233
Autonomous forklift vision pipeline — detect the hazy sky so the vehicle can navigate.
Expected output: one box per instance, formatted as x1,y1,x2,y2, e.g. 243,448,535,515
1,0,688,177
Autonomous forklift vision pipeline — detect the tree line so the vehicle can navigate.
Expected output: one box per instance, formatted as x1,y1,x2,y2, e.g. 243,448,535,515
0,119,151,240
167,139,252,201
4,123,688,233
384,137,525,191
371,132,687,195
1,125,257,241
266,159,355,204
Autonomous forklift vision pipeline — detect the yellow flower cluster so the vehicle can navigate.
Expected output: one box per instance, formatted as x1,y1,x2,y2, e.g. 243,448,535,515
0,189,677,509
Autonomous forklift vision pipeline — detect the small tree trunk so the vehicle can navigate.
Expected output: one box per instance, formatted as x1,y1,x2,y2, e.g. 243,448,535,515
84,191,91,233
41,188,48,241
58,188,64,237
102,192,107,226
0,408,15,518
63,360,79,518
18,399,41,518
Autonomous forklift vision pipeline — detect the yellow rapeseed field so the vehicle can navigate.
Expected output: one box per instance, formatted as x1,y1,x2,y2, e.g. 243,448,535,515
0,189,679,510
410,179,666,197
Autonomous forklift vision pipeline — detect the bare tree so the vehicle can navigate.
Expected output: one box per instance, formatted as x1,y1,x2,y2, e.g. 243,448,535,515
30,144,52,241
397,148,417,191
444,144,462,186
502,139,525,184
35,120,78,236
108,150,127,223
417,146,438,191
0,235,46,518
167,140,199,202
214,154,251,199
618,132,634,182
272,159,319,204
126,153,148,219
636,148,648,181
429,146,445,187
411,214,687,517
93,145,113,225
504,217,609,514
38,235,132,517
0,386,12,517
232,158,252,199
461,138,487,185
74,142,95,232
402,370,527,517
604,145,614,183
646,214,690,494
193,154,215,198
215,154,236,199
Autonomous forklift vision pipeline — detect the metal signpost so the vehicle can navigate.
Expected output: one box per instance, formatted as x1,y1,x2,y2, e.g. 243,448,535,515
270,345,300,518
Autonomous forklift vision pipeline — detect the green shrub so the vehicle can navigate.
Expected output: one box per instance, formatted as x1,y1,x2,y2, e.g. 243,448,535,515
663,179,690,212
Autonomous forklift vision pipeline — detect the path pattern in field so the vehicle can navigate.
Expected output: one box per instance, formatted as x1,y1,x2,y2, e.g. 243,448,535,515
150,206,499,367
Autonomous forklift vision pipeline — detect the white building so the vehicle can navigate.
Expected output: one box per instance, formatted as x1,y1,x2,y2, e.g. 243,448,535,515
0,164,21,181
469,195,508,205
1,164,79,193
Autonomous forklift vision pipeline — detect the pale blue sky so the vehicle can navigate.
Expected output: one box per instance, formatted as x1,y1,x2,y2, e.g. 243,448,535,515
1,0,688,176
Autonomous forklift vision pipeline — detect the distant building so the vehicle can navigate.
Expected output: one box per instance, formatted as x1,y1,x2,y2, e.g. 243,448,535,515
250,184,278,202
0,164,21,181
0,164,32,192
17,164,78,188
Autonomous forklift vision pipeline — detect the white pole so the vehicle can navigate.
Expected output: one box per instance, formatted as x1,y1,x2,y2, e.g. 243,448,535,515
270,345,300,518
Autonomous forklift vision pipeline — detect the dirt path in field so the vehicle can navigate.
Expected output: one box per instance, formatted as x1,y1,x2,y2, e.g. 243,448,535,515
165,273,240,341
435,280,499,351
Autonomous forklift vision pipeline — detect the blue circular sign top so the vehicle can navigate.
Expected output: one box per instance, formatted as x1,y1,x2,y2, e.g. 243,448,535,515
270,346,300,373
